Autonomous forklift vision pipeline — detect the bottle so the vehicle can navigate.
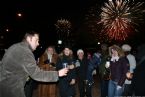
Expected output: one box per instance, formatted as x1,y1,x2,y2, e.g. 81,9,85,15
63,63,68,68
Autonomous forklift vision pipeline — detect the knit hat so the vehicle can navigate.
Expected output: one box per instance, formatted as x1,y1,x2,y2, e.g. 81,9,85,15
122,44,132,52
77,49,84,55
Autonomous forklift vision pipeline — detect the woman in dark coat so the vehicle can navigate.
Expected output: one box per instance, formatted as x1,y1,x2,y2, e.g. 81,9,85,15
56,46,76,97
107,45,129,97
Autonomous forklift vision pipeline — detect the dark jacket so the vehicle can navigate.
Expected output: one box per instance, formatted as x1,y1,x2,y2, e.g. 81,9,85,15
110,57,129,86
56,55,76,97
132,44,145,96
0,42,59,97
76,57,88,81
132,60,145,96
87,53,101,83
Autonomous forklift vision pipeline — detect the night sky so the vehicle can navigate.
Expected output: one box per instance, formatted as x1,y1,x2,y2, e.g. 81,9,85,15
0,0,93,47
0,0,145,50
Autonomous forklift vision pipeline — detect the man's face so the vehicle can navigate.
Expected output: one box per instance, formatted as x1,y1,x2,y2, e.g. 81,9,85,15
47,47,54,55
27,34,39,51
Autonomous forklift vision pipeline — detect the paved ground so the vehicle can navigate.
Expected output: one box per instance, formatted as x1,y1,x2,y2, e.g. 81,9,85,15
81,75,101,97
33,75,101,97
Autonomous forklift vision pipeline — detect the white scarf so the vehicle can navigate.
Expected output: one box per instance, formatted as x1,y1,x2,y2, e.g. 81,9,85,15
111,56,119,62
47,53,52,63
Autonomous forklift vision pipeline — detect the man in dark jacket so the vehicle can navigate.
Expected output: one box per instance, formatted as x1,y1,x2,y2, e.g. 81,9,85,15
75,49,89,97
132,44,145,96
0,30,68,97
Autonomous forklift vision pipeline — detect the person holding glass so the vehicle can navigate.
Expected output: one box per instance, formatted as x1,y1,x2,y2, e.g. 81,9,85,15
107,45,129,97
0,31,68,97
56,46,76,97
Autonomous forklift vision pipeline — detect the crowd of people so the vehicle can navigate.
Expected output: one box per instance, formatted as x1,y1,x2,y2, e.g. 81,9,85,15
0,30,145,97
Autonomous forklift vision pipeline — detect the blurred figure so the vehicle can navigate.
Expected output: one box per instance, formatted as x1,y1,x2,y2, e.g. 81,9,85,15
87,52,92,60
24,78,37,97
132,43,145,96
98,43,110,97
37,46,59,97
56,46,76,97
121,44,136,96
75,49,89,97
86,52,101,97
107,45,129,97
0,31,68,97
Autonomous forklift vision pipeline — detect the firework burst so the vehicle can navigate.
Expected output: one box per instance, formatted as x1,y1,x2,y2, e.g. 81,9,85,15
85,5,111,43
55,18,72,42
55,18,71,32
99,0,145,41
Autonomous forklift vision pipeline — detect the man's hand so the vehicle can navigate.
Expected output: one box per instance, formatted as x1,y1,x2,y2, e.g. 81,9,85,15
58,68,69,77
126,72,133,79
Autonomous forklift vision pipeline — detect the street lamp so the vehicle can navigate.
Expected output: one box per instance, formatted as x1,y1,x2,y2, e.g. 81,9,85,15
17,13,22,17
58,40,62,45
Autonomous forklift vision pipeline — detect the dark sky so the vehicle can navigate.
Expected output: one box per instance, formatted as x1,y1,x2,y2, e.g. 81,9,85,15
0,0,93,26
0,0,145,49
0,0,98,47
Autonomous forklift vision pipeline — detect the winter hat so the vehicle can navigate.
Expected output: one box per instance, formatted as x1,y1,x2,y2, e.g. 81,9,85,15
77,49,84,55
122,44,132,52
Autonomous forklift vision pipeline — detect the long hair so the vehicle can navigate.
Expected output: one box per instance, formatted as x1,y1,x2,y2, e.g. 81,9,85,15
44,46,57,55
109,44,125,58
59,48,73,60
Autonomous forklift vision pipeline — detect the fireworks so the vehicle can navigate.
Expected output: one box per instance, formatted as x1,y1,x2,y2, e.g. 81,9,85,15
85,5,111,43
55,18,71,32
99,0,145,40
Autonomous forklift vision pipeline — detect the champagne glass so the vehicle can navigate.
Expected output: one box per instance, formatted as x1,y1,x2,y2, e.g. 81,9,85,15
105,61,110,68
63,63,68,68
